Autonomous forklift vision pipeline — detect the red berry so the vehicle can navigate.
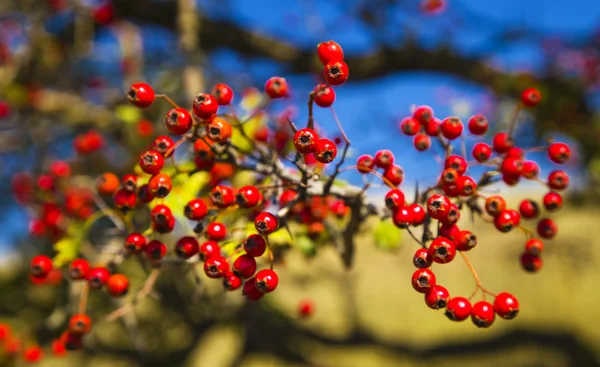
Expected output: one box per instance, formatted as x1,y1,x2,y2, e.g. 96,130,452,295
175,236,199,259
521,253,543,272
455,230,477,251
383,165,404,186
244,234,267,257
385,189,405,210
323,60,349,86
236,185,262,208
223,272,242,291
471,301,495,328
409,203,427,226
543,192,562,212
96,173,119,197
265,77,288,98
425,285,450,309
124,233,146,253
298,299,314,318
49,160,71,178
525,238,544,255
199,241,220,261
51,339,67,356
501,157,523,177
86,267,110,289
233,254,257,278
428,237,456,264
121,174,137,192
293,128,320,154
456,175,477,196
206,117,232,143
184,199,208,220
472,142,492,162
139,150,164,175
206,222,227,241
426,194,451,220
521,88,542,107
211,83,234,105
374,149,394,169
537,218,557,239
519,199,539,219
506,147,524,159
444,155,468,175
145,240,167,260
400,117,421,136
413,105,434,125
494,292,519,319
114,188,137,210
548,142,571,164
68,259,90,280
548,170,569,190
60,331,82,351
106,274,129,297
467,114,488,135
413,248,432,268
317,40,344,65
412,268,436,293
356,154,375,173
313,84,336,107
440,117,463,140
148,173,172,198
192,93,218,119
445,297,472,321
254,212,278,235
392,206,413,229
210,185,235,208
127,82,154,108
494,209,520,233
413,133,431,151
243,278,264,301
23,346,43,363
314,138,337,163
522,160,540,179
492,132,514,154
30,255,53,278
485,195,506,217
204,256,230,278
439,223,460,240
165,108,192,135
255,269,279,293
425,118,441,136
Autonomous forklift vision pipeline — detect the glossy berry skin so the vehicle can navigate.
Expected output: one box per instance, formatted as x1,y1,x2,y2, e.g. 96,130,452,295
413,105,434,125
494,209,520,232
413,133,431,151
384,165,404,186
204,256,230,278
427,194,451,220
233,254,257,279
87,267,110,289
127,83,154,108
236,186,262,208
114,188,137,210
445,155,468,175
106,274,129,297
323,60,349,85
548,142,571,164
492,132,514,154
425,285,450,309
485,195,506,217
139,150,164,175
521,88,542,107
96,172,120,196
184,199,208,220
439,223,459,240
455,230,477,252
413,248,432,268
317,40,344,65
392,207,413,229
124,233,146,253
210,185,235,208
409,203,427,226
445,297,472,321
548,170,569,190
412,268,436,293
537,218,558,239
165,108,192,135
145,240,167,261
501,157,523,177
68,259,90,280
314,138,337,163
525,238,544,255
206,222,227,241
441,204,460,225
255,269,279,293
472,143,492,162
313,84,336,107
148,173,172,198
471,301,495,328
265,77,288,98
400,117,420,136
244,234,267,257
192,93,218,119
519,199,539,219
223,272,242,291
206,117,232,143
441,117,463,140
211,83,234,105
468,114,488,135
521,253,543,272
293,128,320,154
356,154,375,173
243,278,264,301
30,255,53,278
374,150,395,169
385,189,405,210
68,314,92,335
428,237,456,264
543,192,562,212
254,212,278,235
522,160,540,179
456,175,477,196
175,236,199,259
199,241,220,262
494,292,519,320
425,118,441,136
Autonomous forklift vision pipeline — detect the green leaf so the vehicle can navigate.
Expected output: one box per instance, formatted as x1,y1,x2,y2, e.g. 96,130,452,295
374,219,403,250
114,105,142,125
295,235,317,258
53,222,85,267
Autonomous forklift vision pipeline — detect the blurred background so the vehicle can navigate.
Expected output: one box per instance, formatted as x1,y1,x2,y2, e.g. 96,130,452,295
0,0,600,366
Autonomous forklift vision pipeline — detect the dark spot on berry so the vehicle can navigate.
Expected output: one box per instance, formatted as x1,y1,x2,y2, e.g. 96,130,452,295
329,66,340,75
431,200,441,209
437,247,448,256
257,222,267,231
193,222,204,234
156,186,169,197
418,276,429,287
385,197,394,208
210,127,221,136
436,300,447,308
196,95,207,103
299,134,311,144
445,309,457,320
322,151,333,161
236,194,247,206
143,155,154,164
414,258,427,268
127,89,136,99
505,310,519,319
212,191,222,202
169,112,179,123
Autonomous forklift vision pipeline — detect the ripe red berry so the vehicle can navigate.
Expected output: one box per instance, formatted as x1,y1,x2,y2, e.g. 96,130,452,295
313,84,336,107
408,203,427,226
145,240,167,260
236,185,262,208
206,222,227,241
51,339,67,356
199,241,220,261
400,117,421,136
265,77,288,98
525,238,544,255
374,149,394,169
254,212,278,235
413,105,434,125
521,88,542,107
385,189,405,210
383,165,404,186
392,206,413,229
445,155,468,175
30,255,53,278
501,157,524,177
205,117,232,143
521,253,543,272
323,60,349,85
124,233,146,253
192,93,218,119
412,268,436,293
485,195,506,217
413,248,432,268
492,132,514,154
222,272,242,291
106,274,129,297
121,174,137,192
426,194,451,220
547,142,571,164
204,256,230,278
68,259,90,280
519,199,539,219
445,297,472,321
441,117,463,140
244,234,267,257
456,175,477,196
428,237,456,264
211,83,234,105
543,192,562,212
148,173,172,198
242,278,264,301
471,301,495,328
494,209,520,232
317,40,344,65
439,223,460,240
413,133,431,151
455,230,477,252
522,160,540,179
548,170,569,190
440,168,459,186
23,345,43,363
184,199,208,220
175,236,200,259
127,82,154,108
467,114,488,135
114,188,137,210
425,118,441,136
314,138,337,163
356,154,375,173
233,254,257,279
537,218,557,239
60,331,83,351
210,185,235,208
139,150,164,175
69,314,92,335
472,142,492,162
255,269,279,293
96,173,120,196
293,128,320,154
87,267,110,289
298,299,314,318
494,292,519,319
425,285,450,309
165,108,192,135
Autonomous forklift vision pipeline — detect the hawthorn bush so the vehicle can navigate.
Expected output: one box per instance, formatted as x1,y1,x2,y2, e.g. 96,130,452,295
5,40,572,363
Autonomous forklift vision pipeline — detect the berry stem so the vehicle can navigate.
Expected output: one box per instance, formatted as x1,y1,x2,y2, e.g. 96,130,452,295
285,116,298,133
105,268,162,322
155,94,180,109
164,136,188,158
264,235,274,270
460,251,496,301
78,282,89,314
508,103,522,138
237,98,271,125
406,227,427,249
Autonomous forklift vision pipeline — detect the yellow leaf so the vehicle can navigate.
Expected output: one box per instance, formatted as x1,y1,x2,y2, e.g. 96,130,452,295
114,105,142,125
52,222,85,267
149,171,210,219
